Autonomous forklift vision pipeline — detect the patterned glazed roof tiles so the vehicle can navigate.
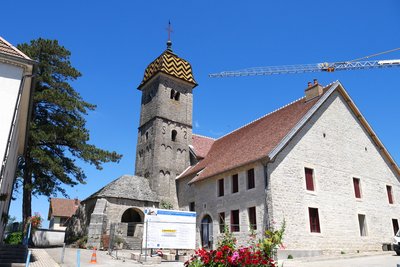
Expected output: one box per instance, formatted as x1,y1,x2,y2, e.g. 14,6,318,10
139,49,197,88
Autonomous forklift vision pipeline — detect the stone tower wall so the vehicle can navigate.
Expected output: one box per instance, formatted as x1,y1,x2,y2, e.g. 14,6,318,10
135,74,195,206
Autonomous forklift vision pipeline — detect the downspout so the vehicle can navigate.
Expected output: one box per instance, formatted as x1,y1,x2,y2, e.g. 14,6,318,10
263,160,271,233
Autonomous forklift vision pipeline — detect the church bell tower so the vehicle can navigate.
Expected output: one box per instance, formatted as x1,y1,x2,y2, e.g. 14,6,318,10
135,40,197,206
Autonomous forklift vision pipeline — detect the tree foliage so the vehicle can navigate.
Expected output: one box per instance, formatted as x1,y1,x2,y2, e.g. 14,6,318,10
16,39,122,221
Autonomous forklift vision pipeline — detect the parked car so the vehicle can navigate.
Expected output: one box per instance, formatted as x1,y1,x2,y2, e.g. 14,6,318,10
393,230,400,255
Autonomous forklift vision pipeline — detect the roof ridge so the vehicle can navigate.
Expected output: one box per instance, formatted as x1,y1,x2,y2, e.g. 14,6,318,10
192,133,216,140
216,95,306,140
0,36,30,59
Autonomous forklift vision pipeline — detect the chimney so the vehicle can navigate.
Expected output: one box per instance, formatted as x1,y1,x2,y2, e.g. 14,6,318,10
305,79,323,101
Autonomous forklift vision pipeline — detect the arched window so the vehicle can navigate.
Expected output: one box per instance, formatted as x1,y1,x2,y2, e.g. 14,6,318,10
170,89,175,99
174,92,180,101
145,132,149,141
171,130,177,141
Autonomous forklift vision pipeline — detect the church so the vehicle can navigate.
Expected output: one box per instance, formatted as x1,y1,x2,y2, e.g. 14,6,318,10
66,40,400,257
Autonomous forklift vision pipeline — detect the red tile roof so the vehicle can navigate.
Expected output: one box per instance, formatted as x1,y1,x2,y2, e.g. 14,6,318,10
192,134,215,159
48,198,80,220
181,93,324,183
0,36,30,60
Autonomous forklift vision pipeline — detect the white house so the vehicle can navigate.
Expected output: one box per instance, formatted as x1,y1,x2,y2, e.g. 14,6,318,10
0,36,35,241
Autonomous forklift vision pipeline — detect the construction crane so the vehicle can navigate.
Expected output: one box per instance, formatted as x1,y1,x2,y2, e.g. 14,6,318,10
209,48,400,78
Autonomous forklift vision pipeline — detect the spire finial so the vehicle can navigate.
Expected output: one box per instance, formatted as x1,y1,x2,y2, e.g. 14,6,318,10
166,20,173,51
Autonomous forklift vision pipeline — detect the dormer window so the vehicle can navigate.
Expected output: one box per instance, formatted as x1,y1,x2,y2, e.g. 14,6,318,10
171,130,177,141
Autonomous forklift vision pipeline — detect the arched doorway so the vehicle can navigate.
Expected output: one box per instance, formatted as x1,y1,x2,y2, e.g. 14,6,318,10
201,215,213,248
121,208,143,237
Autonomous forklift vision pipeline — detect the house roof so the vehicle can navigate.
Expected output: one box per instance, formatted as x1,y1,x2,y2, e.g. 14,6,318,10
138,46,197,89
192,134,215,159
48,198,80,220
0,36,31,60
85,175,159,202
181,89,323,183
180,81,400,183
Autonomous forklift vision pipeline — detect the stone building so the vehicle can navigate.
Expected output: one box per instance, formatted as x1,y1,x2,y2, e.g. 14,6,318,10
68,42,400,256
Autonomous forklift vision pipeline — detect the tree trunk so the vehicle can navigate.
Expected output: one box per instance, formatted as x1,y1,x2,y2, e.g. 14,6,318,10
22,158,32,226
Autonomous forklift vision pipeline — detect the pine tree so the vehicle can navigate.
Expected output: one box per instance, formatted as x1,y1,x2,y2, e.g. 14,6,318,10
16,39,122,223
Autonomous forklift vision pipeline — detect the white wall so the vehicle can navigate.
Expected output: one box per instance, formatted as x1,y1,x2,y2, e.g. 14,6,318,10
0,62,23,166
269,90,400,252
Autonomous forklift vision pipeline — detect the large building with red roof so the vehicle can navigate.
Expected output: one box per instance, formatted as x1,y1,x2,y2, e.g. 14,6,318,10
70,42,399,257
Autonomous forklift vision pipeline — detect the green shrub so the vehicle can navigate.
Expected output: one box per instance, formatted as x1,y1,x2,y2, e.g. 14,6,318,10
4,232,23,245
287,254,293,259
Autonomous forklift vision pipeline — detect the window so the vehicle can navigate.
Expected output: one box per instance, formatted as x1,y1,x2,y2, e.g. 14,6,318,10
189,202,195,212
308,207,320,233
59,217,68,227
170,89,175,99
387,185,394,204
174,92,180,101
358,214,367,236
231,210,240,232
219,212,225,233
393,219,399,235
218,178,224,197
145,131,149,141
232,174,239,193
248,207,257,230
305,168,314,191
171,130,177,141
247,169,255,189
353,178,361,198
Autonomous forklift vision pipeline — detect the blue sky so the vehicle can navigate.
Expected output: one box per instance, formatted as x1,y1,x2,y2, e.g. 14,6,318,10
2,1,399,225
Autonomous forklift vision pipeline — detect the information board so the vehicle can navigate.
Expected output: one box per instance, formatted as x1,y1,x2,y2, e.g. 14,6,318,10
142,208,196,249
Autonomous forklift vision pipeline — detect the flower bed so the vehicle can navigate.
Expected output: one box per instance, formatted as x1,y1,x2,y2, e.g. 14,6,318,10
185,221,285,267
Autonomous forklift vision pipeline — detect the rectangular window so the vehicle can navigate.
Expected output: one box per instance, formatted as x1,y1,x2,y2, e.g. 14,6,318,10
247,169,255,189
59,217,68,227
189,202,195,212
353,178,361,198
358,214,367,236
305,168,314,191
219,212,225,233
248,207,257,230
232,174,239,193
393,219,399,235
387,185,394,204
308,207,320,233
218,178,224,197
231,210,240,232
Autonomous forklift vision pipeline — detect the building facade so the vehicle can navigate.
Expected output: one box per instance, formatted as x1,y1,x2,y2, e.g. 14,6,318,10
69,43,399,256
0,36,35,242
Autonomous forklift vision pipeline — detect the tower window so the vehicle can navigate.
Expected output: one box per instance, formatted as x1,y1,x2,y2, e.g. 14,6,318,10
170,89,175,99
171,130,177,141
174,92,180,101
145,132,149,142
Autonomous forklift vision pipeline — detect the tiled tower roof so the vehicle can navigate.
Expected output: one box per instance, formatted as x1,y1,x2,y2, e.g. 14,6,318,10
139,44,197,88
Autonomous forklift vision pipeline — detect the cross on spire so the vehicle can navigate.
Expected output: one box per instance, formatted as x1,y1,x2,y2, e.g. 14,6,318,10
166,21,173,51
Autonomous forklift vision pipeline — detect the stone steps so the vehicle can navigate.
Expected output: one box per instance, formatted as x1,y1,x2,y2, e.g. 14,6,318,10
0,245,28,265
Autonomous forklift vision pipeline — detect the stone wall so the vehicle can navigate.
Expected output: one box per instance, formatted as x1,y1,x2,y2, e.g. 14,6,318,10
65,198,96,243
184,163,267,248
268,91,400,253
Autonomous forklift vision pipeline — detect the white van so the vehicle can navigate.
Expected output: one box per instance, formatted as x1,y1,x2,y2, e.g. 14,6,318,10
393,230,400,255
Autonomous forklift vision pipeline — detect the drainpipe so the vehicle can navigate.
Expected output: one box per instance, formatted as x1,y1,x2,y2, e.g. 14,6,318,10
263,161,271,233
